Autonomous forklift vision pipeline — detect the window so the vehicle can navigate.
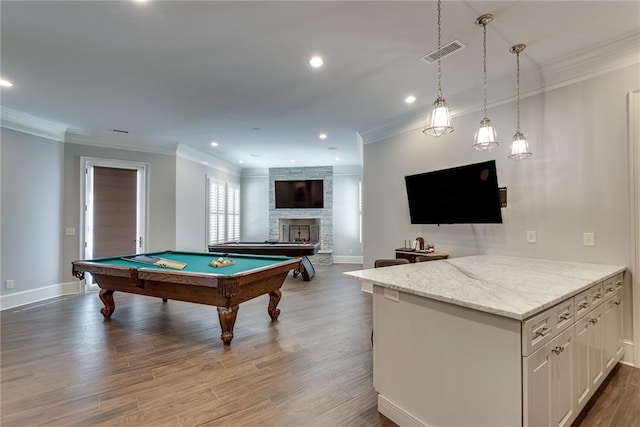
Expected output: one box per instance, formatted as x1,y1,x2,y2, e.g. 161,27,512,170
207,177,241,244
227,184,240,241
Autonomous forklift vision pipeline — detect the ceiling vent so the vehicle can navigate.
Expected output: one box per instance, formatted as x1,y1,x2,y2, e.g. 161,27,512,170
421,40,466,63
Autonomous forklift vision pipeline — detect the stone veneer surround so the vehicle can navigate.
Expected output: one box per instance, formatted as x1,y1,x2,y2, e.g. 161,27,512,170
269,166,333,264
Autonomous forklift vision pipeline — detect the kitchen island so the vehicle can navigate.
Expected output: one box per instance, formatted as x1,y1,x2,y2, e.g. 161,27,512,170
345,255,626,427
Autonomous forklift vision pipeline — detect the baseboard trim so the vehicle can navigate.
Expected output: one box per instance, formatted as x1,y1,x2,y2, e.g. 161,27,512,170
623,339,636,367
332,255,363,264
378,394,427,427
0,281,83,311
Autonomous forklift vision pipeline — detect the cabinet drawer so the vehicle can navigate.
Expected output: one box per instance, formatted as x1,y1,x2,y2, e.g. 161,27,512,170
522,300,573,356
603,273,624,299
575,282,603,320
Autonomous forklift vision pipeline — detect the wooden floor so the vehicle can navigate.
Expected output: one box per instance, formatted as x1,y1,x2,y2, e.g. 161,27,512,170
1,263,638,426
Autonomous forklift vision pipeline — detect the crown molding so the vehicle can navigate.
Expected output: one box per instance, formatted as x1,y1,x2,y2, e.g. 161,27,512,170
361,30,640,145
0,107,68,141
176,143,242,176
64,129,180,156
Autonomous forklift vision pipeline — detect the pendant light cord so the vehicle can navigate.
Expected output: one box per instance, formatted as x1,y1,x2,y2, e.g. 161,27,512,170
436,0,443,99
515,49,521,132
482,22,488,118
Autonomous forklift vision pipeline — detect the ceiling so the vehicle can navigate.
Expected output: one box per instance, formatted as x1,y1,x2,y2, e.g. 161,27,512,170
1,1,639,170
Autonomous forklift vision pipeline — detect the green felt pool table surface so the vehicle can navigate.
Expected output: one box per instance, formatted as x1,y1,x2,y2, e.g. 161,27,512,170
98,251,294,275
72,251,301,345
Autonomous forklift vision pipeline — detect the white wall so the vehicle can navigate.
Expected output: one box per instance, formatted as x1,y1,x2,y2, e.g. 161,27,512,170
1,128,63,296
240,166,363,261
333,166,363,261
175,155,241,251
362,63,639,351
363,64,638,268
240,169,271,242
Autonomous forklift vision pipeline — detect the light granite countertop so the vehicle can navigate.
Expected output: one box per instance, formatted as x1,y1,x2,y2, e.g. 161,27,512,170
345,255,626,320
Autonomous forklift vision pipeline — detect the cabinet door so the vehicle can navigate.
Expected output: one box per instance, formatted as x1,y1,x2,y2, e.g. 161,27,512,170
524,326,575,427
603,294,618,373
551,326,576,427
574,304,605,412
615,290,624,359
524,340,552,426
588,305,604,389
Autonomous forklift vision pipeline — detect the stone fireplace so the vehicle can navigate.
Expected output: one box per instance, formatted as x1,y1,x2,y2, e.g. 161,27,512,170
269,166,333,265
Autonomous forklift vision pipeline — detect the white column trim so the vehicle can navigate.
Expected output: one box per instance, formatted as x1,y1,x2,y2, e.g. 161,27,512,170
629,90,640,367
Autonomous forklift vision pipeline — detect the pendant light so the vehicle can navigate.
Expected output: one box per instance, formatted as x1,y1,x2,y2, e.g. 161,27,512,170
423,0,454,137
508,44,532,160
473,14,498,151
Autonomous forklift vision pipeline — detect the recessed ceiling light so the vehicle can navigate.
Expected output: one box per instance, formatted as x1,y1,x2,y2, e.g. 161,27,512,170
290,160,295,163
405,95,417,104
319,133,327,140
335,157,340,161
210,141,219,147
238,160,244,164
0,79,14,87
309,56,324,68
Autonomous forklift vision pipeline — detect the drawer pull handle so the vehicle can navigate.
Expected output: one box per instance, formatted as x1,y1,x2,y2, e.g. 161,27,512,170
606,287,615,293
578,302,589,309
534,327,550,338
593,293,602,300
614,301,621,306
615,281,623,288
552,345,564,355
559,313,571,321
589,318,599,324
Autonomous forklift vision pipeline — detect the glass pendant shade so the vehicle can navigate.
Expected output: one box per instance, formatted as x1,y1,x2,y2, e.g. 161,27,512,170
473,117,498,151
508,131,532,160
423,96,453,137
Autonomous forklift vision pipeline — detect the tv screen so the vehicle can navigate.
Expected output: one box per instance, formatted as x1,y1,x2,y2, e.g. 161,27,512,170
405,160,503,224
275,180,324,209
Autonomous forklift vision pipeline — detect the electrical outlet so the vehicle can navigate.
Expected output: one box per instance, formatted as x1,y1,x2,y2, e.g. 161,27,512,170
526,231,537,243
65,227,76,236
583,232,596,247
5,280,14,289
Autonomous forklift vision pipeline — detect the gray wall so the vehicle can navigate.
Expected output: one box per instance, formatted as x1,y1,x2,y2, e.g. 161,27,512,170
61,143,177,283
1,128,64,295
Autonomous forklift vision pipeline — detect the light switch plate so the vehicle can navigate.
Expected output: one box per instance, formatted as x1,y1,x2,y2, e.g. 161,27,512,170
65,227,76,236
527,231,537,243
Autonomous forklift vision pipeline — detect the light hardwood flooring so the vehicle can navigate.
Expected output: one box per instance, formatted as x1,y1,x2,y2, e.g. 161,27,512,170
1,263,638,426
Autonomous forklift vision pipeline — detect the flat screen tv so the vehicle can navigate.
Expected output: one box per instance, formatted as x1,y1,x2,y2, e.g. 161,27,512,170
275,179,324,209
405,160,503,224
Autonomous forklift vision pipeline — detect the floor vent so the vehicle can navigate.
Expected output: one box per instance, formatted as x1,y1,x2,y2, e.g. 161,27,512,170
421,40,466,63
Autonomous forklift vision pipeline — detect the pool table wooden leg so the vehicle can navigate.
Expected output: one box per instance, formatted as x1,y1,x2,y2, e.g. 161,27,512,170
268,289,282,321
217,305,239,345
99,289,115,319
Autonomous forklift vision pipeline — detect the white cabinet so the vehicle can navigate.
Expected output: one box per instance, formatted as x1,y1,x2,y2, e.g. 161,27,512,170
524,326,576,427
526,272,625,423
603,288,623,373
574,304,604,410
572,272,623,414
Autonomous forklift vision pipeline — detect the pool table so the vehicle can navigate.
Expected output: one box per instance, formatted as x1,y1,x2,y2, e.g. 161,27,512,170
208,241,320,281
72,250,301,345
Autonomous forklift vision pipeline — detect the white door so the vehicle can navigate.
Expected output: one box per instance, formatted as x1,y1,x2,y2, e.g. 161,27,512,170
81,157,147,290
